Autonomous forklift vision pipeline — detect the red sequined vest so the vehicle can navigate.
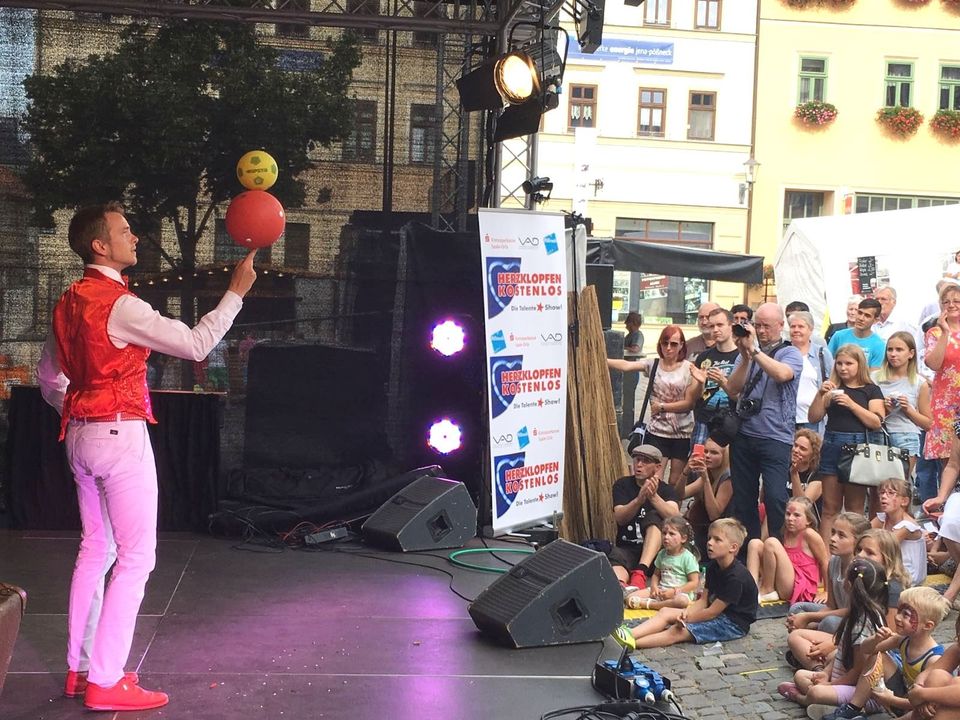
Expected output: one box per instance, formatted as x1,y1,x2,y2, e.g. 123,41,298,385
52,268,155,439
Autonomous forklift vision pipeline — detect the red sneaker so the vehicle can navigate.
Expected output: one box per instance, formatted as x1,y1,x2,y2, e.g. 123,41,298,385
64,670,139,698
83,678,168,711
628,570,648,590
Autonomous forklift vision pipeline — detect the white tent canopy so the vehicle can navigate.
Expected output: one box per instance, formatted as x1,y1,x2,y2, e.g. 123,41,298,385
774,204,960,332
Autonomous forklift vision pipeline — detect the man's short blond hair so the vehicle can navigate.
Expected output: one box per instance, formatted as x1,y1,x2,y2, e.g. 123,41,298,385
899,586,951,627
710,518,747,548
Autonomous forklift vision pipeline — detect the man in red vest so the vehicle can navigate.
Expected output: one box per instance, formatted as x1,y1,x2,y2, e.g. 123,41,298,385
37,203,257,711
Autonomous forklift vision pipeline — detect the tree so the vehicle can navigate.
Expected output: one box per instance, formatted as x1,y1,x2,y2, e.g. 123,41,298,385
22,20,361,332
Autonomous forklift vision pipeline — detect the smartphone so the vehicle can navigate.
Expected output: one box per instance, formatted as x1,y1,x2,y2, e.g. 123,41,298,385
692,444,705,457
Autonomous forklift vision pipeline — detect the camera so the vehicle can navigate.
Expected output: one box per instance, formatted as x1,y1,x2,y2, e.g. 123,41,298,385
736,398,762,418
732,321,750,338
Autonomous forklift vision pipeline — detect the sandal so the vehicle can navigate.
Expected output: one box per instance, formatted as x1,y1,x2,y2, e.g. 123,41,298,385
777,681,801,702
785,650,802,670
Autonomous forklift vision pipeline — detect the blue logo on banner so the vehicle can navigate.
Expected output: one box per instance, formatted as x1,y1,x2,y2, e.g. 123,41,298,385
490,330,506,354
486,257,521,319
494,452,526,517
543,232,559,255
567,36,674,65
490,355,523,418
517,426,530,448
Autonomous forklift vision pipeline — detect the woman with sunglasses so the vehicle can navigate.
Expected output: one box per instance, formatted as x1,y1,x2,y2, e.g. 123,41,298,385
609,325,699,490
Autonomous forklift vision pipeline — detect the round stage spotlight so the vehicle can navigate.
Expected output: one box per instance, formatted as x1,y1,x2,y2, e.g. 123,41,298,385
430,320,466,357
428,419,463,455
494,52,539,106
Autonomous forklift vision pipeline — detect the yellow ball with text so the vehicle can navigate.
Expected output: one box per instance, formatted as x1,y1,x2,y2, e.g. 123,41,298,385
236,150,278,191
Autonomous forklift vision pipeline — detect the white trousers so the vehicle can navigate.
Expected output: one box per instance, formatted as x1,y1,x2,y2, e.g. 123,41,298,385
64,419,157,686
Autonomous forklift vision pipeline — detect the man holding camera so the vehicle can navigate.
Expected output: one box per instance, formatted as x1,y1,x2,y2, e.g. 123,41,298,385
724,303,803,545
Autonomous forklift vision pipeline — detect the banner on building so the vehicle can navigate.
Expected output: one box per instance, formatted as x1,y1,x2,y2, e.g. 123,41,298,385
478,208,568,534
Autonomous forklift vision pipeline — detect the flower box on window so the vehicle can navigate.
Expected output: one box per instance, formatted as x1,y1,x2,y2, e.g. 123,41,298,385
876,106,924,137
783,0,856,8
795,101,838,126
931,109,960,140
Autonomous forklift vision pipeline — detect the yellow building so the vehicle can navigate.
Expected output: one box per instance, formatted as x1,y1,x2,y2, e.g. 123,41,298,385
752,0,960,275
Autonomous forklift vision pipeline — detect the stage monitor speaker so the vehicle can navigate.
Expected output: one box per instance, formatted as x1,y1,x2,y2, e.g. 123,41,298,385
362,475,477,552
586,264,614,330
468,539,622,648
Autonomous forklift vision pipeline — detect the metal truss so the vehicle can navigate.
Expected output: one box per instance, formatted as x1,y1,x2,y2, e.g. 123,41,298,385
0,0,583,222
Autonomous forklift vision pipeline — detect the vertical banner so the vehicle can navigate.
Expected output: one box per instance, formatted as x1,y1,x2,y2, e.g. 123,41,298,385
478,208,568,534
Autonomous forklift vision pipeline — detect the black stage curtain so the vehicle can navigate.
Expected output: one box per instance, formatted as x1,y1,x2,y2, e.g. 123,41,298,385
586,239,764,283
5,386,222,532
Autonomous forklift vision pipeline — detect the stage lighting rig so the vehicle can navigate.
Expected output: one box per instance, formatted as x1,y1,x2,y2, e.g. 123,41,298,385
572,0,606,54
456,51,541,112
522,176,553,204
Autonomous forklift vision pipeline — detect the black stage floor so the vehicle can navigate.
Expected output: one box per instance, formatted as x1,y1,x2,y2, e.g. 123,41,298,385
0,531,613,720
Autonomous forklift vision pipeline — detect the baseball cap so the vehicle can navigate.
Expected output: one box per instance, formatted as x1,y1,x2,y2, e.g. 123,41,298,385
630,444,663,462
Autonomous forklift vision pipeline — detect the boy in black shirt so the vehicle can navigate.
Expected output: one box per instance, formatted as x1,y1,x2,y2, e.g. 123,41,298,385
690,308,741,445
612,518,758,650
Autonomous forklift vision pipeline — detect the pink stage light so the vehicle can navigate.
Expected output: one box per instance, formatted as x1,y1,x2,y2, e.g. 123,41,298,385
430,320,466,357
427,419,463,454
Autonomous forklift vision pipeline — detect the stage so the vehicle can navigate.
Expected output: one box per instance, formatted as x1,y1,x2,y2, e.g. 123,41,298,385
0,531,616,719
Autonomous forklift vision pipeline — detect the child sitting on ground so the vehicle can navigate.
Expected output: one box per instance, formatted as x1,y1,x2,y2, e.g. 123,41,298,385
625,516,700,610
747,496,829,605
611,518,757,650
788,529,911,673
873,478,927,586
778,558,888,709
823,585,950,720
787,512,871,640
908,611,960,720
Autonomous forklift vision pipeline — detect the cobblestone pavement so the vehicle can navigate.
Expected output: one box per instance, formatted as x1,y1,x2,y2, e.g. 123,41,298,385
632,612,958,720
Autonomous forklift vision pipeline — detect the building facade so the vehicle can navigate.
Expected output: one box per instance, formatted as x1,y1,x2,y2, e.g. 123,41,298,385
752,0,960,270
538,0,759,325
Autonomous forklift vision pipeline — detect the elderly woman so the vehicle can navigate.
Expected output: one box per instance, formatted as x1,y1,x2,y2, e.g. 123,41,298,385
788,311,833,430
924,283,960,463
824,295,861,343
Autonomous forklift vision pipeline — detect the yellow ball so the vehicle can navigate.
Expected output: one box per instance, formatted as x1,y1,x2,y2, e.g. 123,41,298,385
236,150,278,191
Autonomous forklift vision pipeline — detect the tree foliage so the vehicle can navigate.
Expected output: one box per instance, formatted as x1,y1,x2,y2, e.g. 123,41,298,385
22,20,360,318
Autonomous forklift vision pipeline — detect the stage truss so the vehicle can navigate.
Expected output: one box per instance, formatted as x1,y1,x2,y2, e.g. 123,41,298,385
0,0,578,224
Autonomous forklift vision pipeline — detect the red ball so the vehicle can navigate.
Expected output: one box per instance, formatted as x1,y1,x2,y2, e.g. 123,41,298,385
225,191,286,249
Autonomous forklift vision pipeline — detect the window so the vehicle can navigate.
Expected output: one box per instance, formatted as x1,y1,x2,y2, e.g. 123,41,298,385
410,103,438,164
687,91,716,140
854,193,960,214
798,57,827,103
568,85,597,130
346,0,380,41
643,0,669,25
637,88,666,137
783,191,825,234
342,100,376,162
412,1,446,46
283,223,310,270
276,0,310,38
215,219,272,265
695,0,720,30
615,218,713,325
940,65,960,111
884,62,913,107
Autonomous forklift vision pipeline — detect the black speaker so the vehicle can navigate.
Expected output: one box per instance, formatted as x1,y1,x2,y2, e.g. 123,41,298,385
586,263,614,330
361,475,477,551
468,540,623,648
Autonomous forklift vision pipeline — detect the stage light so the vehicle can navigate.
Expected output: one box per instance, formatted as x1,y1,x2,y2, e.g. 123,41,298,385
493,82,561,143
430,320,466,357
576,0,606,54
428,419,463,455
457,51,540,112
522,176,553,204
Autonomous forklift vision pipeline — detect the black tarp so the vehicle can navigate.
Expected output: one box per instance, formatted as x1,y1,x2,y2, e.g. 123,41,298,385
586,239,764,284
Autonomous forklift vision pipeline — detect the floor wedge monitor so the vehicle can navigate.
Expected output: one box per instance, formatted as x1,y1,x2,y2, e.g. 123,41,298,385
362,475,477,551
468,539,623,648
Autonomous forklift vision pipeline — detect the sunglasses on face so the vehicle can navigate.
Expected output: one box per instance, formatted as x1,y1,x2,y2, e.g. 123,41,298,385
660,340,681,347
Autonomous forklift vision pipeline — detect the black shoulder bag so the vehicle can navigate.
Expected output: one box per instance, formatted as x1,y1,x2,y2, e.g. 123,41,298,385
627,359,659,454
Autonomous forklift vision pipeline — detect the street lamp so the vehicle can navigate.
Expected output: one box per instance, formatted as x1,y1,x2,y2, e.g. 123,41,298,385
739,155,760,204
